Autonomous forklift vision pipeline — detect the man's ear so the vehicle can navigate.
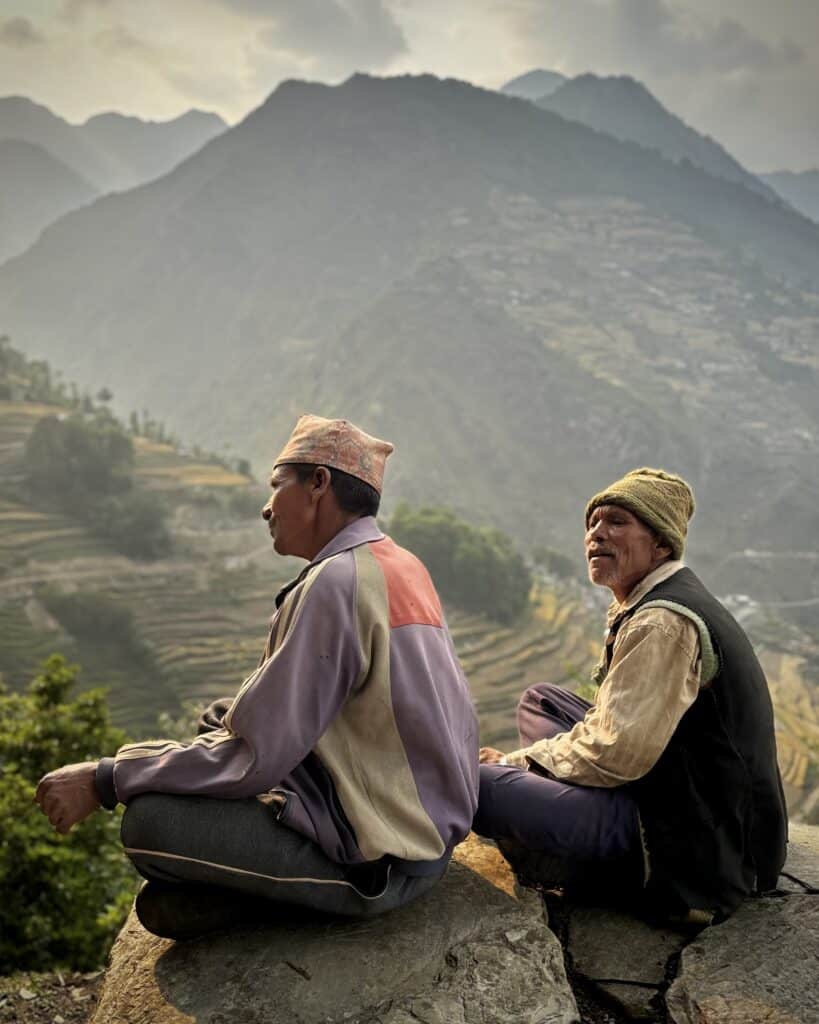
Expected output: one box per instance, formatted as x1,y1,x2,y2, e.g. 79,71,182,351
310,466,332,503
655,537,673,561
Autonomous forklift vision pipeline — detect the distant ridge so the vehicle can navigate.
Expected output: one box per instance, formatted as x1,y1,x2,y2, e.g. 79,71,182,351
0,72,817,575
762,169,819,224
0,138,98,264
538,73,776,200
79,109,227,190
500,69,566,101
0,96,226,192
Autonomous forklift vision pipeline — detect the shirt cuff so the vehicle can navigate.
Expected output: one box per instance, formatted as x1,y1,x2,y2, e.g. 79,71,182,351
95,757,119,810
503,747,531,769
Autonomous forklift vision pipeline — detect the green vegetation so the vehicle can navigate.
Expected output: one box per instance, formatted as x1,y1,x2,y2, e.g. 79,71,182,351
23,410,171,560
388,504,531,623
0,656,136,973
0,335,70,405
532,545,578,581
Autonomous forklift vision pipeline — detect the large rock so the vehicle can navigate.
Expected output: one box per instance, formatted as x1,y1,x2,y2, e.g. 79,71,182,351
781,822,819,891
91,840,578,1024
666,897,819,1024
665,824,819,1024
567,907,687,1020
562,825,819,1022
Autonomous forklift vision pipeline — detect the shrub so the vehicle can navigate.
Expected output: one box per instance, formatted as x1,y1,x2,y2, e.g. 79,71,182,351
532,545,578,581
24,413,171,560
0,655,136,973
387,504,531,623
25,413,134,506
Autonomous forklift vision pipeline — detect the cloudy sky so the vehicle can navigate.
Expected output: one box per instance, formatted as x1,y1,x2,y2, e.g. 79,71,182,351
1,0,817,171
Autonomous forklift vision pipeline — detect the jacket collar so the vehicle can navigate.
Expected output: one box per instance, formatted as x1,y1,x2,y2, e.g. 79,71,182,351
275,517,384,608
311,516,384,565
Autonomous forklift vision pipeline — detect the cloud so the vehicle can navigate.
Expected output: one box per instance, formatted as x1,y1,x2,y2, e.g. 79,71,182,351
506,0,803,78
220,0,409,77
0,16,45,48
61,0,115,21
94,25,155,57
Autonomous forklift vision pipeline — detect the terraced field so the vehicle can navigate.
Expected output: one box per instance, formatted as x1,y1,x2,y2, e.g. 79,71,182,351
132,437,250,493
2,389,818,823
760,649,819,822
451,584,602,749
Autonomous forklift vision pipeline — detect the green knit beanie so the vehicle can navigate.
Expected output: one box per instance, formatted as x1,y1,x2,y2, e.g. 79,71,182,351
584,468,696,560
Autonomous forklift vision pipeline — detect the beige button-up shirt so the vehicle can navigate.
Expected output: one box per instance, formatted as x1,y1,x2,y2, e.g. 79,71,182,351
505,561,702,787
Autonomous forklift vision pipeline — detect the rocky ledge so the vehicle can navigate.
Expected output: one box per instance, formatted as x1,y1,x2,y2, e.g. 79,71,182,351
90,836,578,1024
559,822,819,1023
90,826,819,1024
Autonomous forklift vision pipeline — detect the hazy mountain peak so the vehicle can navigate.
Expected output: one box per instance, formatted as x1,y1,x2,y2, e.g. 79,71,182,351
1,69,818,583
540,72,775,200
0,94,53,112
0,94,65,127
500,69,567,101
82,109,226,131
567,73,662,106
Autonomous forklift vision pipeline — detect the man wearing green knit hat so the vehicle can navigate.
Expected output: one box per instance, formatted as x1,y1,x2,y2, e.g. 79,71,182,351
475,468,787,926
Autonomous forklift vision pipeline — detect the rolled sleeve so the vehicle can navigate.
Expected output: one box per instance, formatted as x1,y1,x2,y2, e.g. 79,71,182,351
519,608,702,787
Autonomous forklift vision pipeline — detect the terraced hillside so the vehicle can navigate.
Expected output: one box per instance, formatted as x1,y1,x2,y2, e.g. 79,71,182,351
451,584,602,750
1,359,818,823
0,382,282,728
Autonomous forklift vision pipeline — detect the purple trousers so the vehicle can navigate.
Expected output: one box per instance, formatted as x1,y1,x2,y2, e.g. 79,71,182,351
473,683,643,892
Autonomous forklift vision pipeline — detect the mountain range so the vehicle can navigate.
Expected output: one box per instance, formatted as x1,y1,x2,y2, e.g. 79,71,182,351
0,96,226,193
0,73,817,618
534,74,776,201
0,138,98,264
500,69,566,101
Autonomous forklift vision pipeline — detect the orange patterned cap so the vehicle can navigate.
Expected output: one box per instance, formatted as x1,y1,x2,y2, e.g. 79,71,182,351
274,414,394,494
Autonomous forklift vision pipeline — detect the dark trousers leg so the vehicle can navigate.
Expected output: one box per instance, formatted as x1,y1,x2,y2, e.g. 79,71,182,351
474,684,643,894
121,793,441,920
516,682,593,746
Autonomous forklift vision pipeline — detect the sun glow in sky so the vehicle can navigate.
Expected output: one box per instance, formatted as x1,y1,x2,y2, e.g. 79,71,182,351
1,0,817,171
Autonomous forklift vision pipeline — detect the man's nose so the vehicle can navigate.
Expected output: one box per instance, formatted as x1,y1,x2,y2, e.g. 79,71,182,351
261,502,272,521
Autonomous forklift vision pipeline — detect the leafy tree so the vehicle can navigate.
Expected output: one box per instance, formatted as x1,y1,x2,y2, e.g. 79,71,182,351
0,655,136,973
25,412,134,507
0,336,68,405
90,492,173,560
388,504,531,623
532,545,578,581
24,413,171,560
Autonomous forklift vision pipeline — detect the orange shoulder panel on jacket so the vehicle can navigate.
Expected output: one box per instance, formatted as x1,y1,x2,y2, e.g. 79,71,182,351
368,537,443,629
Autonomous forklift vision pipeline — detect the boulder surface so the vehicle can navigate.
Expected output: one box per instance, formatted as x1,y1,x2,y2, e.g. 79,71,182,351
90,842,579,1024
666,896,819,1024
561,824,819,1022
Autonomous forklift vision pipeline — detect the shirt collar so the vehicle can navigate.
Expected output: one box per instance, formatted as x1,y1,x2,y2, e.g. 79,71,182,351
274,517,384,609
606,559,685,627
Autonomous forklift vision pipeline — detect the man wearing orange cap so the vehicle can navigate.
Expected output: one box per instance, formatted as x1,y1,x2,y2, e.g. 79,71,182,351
475,468,786,925
36,415,479,939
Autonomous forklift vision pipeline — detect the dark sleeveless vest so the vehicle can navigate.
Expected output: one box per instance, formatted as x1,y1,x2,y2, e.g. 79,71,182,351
604,567,787,920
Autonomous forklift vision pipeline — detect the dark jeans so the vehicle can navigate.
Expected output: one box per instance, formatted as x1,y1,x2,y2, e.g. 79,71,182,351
121,793,442,917
473,683,643,894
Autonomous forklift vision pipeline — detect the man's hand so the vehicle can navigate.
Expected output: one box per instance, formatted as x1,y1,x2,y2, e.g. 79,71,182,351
479,746,506,765
35,762,101,835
